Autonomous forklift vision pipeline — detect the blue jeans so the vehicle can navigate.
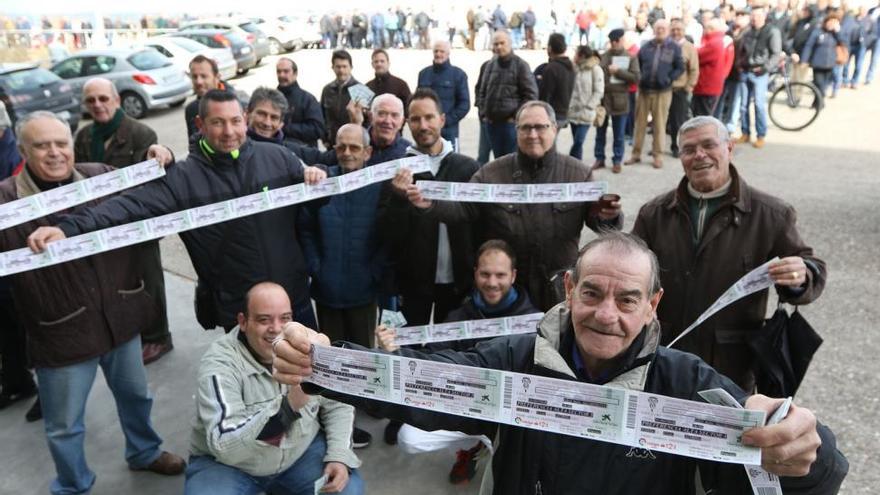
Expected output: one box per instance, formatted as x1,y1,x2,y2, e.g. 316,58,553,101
371,28,384,48
185,433,364,495
866,39,880,83
37,336,162,495
477,121,492,165
739,71,769,138
568,123,590,160
625,92,636,140
485,121,516,159
717,78,744,133
594,113,628,164
843,43,867,85
831,64,843,94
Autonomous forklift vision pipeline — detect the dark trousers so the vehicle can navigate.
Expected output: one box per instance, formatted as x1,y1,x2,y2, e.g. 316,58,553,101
691,94,719,116
401,284,461,326
667,89,692,154
625,92,636,139
813,68,834,97
138,241,170,345
0,295,35,394
594,113,628,164
316,303,377,348
486,121,517,158
525,27,535,49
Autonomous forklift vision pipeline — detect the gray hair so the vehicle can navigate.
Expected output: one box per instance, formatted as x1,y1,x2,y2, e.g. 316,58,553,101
247,86,289,114
571,231,662,296
82,77,119,99
370,93,404,116
336,123,371,147
677,116,730,144
15,111,72,143
515,100,557,126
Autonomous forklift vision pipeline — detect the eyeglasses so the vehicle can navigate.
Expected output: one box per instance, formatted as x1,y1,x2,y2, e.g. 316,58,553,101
83,95,112,104
516,123,553,134
334,143,364,152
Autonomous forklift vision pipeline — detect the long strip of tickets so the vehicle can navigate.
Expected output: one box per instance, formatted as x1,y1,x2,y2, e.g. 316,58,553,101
667,257,778,349
0,159,164,231
307,344,766,465
392,313,545,346
0,156,431,276
416,180,608,203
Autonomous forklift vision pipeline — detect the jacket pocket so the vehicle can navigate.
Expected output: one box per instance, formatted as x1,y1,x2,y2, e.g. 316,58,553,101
38,306,87,327
117,279,146,295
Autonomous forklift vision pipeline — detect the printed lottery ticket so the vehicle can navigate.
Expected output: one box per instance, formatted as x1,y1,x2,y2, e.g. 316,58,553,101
347,84,375,107
307,345,765,465
0,159,163,231
392,313,543,346
668,258,779,349
0,156,430,277
416,181,608,203
699,388,789,495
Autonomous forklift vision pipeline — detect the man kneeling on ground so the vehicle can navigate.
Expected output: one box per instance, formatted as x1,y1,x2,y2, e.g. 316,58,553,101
186,282,363,495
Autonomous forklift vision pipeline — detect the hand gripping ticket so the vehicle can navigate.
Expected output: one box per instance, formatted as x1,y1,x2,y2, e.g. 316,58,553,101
0,159,164,231
0,156,430,276
307,345,766,465
416,180,608,203
392,313,544,346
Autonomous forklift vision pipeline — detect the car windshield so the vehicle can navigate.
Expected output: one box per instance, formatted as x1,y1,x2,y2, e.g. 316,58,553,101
168,37,206,53
128,50,172,70
238,22,261,33
0,67,61,92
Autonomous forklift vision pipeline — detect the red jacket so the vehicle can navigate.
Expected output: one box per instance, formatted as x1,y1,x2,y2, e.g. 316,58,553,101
694,31,733,96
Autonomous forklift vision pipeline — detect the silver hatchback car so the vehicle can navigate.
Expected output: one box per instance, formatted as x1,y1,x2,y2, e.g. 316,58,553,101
50,48,192,119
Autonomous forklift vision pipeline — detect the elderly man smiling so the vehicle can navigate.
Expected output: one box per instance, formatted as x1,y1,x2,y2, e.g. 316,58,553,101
270,231,848,494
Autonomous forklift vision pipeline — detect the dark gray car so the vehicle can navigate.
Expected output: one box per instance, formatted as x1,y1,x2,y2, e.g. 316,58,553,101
0,63,81,133
173,29,258,75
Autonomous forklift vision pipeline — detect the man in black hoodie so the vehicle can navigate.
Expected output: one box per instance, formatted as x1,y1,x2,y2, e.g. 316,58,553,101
276,58,324,148
534,33,575,127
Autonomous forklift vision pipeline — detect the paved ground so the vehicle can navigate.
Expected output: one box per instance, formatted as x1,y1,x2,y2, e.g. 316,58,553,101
1,47,878,494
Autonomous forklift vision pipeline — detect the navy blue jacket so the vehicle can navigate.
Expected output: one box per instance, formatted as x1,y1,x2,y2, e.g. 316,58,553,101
278,82,325,148
637,38,684,90
802,29,843,70
298,165,390,308
417,61,470,139
0,128,22,180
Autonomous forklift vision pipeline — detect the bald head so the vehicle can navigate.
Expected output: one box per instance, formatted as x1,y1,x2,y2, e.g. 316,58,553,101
16,112,75,182
492,30,512,57
82,77,121,123
653,19,670,41
243,282,290,317
432,39,451,65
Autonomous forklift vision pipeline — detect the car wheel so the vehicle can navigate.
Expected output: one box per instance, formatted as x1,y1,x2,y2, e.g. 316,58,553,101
269,38,282,55
237,68,250,76
121,92,147,119
255,58,262,66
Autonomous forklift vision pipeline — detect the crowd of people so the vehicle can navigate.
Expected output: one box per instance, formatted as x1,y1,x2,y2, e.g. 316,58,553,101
0,1,866,494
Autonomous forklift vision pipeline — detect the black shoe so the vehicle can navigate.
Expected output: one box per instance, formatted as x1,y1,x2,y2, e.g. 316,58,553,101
671,149,679,158
25,397,42,422
352,427,371,449
0,387,37,410
384,420,403,445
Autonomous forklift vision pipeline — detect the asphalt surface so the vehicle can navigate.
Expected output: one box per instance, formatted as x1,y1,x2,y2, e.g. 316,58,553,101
1,47,878,494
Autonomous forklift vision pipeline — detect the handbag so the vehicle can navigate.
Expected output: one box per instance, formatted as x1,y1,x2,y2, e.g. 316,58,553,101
747,304,823,397
592,105,607,128
835,44,849,65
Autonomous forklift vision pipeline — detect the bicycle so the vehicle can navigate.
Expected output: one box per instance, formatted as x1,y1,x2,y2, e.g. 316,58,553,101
767,55,823,131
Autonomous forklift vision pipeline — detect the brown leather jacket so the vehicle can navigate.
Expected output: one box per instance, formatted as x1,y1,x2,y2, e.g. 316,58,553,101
429,150,623,311
0,163,157,367
73,114,158,168
632,165,826,390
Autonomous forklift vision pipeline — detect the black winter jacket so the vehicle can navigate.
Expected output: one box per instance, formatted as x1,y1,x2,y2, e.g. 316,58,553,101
536,57,576,124
56,138,317,327
312,306,849,495
278,82,325,148
476,54,538,123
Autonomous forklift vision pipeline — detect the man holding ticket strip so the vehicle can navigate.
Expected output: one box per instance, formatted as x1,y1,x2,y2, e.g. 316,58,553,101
0,111,187,494
27,89,329,331
272,232,847,494
632,116,827,392
402,100,623,312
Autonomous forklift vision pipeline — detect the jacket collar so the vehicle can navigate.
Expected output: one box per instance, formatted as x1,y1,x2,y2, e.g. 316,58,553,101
532,303,661,391
232,327,274,376
15,163,85,199
665,164,751,214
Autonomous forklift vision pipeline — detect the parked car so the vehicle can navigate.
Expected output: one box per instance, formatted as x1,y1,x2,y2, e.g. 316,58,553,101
0,63,81,132
50,48,191,119
278,15,323,49
142,36,237,81
180,18,270,63
172,29,257,75
248,16,298,54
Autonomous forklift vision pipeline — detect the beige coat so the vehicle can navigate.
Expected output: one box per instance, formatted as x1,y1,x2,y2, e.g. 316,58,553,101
673,39,700,92
567,57,605,125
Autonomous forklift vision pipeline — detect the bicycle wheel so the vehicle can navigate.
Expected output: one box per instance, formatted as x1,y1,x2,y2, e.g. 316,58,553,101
768,82,822,131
